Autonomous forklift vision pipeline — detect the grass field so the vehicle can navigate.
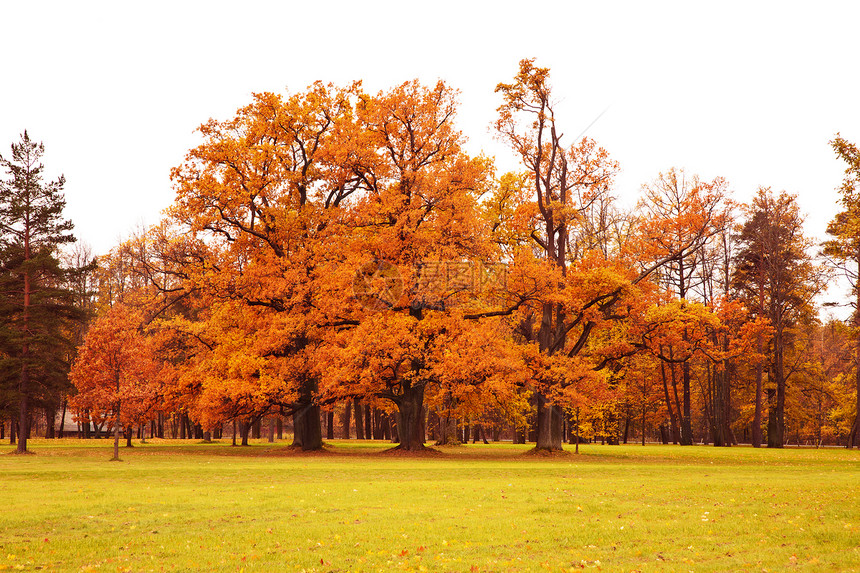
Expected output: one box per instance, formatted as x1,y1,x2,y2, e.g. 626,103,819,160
0,439,858,572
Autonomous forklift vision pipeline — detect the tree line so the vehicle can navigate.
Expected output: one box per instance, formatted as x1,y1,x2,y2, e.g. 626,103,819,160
3,60,860,455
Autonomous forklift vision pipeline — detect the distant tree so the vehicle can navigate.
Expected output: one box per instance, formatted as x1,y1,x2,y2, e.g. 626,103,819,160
823,134,860,447
637,168,731,445
0,132,77,453
69,304,157,461
733,188,822,447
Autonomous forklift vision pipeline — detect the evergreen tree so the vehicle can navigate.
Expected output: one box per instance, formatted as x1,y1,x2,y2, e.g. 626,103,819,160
0,131,76,453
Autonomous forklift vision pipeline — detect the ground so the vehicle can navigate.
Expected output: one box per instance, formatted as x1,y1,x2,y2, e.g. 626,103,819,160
1,439,858,572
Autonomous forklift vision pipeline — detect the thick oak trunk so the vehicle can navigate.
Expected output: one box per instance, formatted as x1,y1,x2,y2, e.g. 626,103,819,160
293,405,322,451
535,393,563,451
393,385,426,451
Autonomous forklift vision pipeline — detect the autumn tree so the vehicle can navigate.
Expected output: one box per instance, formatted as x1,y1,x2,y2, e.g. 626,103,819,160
168,84,364,450
636,168,731,445
319,79,499,451
69,304,157,460
733,188,822,447
0,132,78,453
493,60,722,451
823,134,860,447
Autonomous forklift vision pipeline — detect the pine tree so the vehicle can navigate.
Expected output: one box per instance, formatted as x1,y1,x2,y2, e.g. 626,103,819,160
0,131,76,453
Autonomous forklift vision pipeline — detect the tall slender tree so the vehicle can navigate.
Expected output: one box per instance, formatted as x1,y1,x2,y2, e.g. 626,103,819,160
0,132,76,453
823,134,860,447
733,188,821,447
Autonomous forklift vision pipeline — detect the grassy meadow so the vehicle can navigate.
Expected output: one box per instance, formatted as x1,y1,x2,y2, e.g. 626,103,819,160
0,439,858,572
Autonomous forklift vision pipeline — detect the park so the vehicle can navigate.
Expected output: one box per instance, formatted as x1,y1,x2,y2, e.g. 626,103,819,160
3,5,860,570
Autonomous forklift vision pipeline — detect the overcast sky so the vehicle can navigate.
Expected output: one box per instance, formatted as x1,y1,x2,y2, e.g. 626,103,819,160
2,2,859,286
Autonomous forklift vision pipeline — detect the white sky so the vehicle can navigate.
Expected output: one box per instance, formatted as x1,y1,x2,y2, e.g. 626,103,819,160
2,1,859,301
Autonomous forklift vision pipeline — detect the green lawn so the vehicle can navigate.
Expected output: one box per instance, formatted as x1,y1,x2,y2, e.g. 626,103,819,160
1,439,858,572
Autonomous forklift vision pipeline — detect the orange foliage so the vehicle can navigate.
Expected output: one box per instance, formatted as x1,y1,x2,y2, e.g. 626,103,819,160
69,304,158,434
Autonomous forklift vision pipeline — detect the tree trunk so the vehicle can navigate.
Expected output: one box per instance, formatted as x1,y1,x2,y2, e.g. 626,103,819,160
58,400,67,439
389,412,399,443
774,327,786,448
753,356,764,447
372,408,382,439
711,356,732,447
436,413,459,445
766,387,780,448
353,398,365,440
45,407,56,439
381,411,391,441
853,276,860,448
240,420,250,446
16,361,30,454
325,411,334,440
341,403,351,439
293,404,322,451
659,357,680,444
513,426,526,444
535,393,563,451
393,384,425,451
622,409,630,444
680,361,693,445
476,424,489,444
111,400,121,461
847,418,858,449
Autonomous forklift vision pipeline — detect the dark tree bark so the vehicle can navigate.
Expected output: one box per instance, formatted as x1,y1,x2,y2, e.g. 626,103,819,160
325,411,334,440
392,385,425,451
353,398,365,440
293,404,322,451
535,394,563,451
242,419,252,446
389,412,400,444
380,411,391,441
435,412,459,445
766,387,780,448
111,399,121,461
341,403,351,439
